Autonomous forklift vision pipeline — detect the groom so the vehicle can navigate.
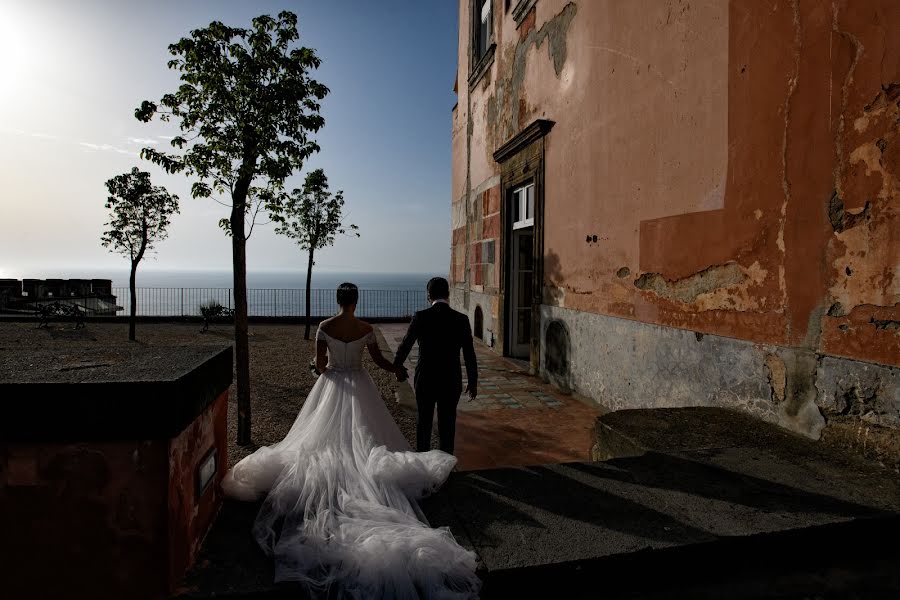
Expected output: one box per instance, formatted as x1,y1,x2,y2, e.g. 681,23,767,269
393,277,478,454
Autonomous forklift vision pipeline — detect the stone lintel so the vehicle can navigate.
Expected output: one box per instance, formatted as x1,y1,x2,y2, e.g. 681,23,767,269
493,118,555,164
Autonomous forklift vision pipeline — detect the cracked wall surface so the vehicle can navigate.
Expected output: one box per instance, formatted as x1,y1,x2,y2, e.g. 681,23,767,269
452,0,899,440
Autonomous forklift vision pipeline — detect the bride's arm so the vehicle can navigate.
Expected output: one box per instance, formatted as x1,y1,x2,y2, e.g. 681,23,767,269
316,339,329,374
366,338,401,373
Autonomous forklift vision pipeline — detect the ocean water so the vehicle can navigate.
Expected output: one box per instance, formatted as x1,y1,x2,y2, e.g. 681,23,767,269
102,269,445,291
77,269,445,318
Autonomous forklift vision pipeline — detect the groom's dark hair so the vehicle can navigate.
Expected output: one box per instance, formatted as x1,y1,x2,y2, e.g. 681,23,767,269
336,282,359,307
427,277,450,301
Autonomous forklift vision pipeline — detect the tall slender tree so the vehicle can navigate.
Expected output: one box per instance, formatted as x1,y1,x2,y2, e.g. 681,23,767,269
271,169,359,339
101,167,179,341
135,11,327,445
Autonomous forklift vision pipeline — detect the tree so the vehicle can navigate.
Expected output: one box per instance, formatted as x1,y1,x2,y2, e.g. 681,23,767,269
134,11,328,445
101,167,179,341
271,169,359,340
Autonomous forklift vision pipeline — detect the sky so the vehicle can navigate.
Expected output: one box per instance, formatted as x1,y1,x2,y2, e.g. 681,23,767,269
0,0,459,278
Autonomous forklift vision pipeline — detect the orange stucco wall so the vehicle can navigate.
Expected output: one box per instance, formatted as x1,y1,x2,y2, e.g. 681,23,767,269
453,0,898,367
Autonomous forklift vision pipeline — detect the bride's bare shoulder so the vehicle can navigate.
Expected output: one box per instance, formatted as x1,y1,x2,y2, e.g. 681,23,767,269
358,320,374,334
318,316,337,333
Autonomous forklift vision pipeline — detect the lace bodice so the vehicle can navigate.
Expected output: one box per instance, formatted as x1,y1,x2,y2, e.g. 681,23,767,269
316,327,376,371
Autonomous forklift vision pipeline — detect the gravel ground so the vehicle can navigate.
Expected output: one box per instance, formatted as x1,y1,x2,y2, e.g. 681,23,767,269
0,321,426,466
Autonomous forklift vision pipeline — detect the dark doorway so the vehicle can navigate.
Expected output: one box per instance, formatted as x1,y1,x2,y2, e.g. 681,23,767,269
508,227,534,359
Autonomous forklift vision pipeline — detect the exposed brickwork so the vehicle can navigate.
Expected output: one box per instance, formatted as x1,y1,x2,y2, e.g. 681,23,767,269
483,213,501,239
486,185,501,215
452,245,466,284
452,226,466,246
474,264,484,286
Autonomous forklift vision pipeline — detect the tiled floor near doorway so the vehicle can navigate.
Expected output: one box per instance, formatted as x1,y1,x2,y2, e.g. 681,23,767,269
378,323,605,471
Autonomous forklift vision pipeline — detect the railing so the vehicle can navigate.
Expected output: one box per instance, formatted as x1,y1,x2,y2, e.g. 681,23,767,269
110,288,428,319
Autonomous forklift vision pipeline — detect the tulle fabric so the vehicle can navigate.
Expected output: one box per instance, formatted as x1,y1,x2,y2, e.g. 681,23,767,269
222,330,480,599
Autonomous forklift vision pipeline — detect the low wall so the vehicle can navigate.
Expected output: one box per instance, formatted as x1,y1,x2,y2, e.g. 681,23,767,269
1,344,233,599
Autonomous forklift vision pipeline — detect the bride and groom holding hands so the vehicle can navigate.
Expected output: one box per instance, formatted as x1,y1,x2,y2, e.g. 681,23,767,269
223,277,482,598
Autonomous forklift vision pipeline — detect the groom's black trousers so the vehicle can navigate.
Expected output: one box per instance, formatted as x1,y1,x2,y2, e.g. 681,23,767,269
415,386,460,454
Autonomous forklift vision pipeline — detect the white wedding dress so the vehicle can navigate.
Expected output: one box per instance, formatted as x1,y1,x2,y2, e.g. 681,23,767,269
222,328,480,599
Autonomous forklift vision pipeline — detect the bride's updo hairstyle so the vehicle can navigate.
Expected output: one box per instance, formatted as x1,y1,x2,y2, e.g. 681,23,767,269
336,282,359,307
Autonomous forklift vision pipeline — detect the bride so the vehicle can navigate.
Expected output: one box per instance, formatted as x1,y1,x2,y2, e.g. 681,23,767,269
222,282,480,599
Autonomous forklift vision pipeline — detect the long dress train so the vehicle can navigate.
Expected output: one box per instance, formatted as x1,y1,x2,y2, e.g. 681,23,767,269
222,328,480,599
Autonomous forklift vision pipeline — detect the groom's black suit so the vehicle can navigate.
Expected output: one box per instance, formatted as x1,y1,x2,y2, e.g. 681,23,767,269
394,301,478,454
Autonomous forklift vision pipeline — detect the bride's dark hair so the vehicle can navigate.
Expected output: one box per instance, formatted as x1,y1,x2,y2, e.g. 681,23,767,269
336,282,359,307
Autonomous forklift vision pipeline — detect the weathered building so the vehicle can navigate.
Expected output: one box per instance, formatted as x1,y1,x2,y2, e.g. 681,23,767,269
451,0,899,453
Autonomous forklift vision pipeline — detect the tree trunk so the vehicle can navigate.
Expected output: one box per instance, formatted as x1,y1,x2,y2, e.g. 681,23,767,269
128,261,138,342
232,185,252,446
304,247,315,340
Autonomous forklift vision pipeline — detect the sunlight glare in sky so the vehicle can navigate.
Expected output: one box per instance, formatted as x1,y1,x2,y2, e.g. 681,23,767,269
0,3,29,86
0,1,457,275
0,2,53,118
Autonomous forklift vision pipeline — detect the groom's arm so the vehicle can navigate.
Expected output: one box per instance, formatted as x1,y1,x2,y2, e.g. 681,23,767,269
393,313,420,368
461,315,478,396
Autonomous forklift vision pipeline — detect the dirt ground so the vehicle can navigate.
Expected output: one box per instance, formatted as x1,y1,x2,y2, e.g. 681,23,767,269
0,320,423,466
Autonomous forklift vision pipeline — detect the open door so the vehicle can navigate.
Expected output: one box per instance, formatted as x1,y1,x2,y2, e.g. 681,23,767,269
507,182,534,359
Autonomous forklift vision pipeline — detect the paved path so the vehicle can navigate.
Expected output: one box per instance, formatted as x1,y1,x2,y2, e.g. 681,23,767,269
377,324,604,471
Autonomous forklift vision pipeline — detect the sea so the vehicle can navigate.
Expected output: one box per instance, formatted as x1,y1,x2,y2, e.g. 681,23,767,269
12,269,444,318
100,269,444,291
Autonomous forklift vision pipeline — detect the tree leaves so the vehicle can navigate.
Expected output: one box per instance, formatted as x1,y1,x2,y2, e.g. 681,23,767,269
270,168,359,252
100,167,179,264
134,10,327,211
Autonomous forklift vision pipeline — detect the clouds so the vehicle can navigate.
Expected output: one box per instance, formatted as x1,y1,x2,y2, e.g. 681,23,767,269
2,127,175,156
78,133,172,154
4,130,166,155
78,141,135,155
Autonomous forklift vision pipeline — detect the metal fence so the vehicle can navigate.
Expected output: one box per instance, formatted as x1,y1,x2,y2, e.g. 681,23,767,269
110,288,428,318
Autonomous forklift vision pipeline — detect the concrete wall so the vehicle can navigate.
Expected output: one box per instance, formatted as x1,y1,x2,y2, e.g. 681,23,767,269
452,0,899,441
542,304,899,440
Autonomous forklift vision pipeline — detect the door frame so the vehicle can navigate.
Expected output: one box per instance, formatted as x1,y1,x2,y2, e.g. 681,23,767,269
494,119,553,372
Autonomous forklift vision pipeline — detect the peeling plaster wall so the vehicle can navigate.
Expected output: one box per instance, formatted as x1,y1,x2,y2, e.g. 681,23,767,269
543,0,730,319
452,0,899,440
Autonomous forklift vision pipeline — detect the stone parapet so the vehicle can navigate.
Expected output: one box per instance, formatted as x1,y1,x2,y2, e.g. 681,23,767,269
1,344,233,599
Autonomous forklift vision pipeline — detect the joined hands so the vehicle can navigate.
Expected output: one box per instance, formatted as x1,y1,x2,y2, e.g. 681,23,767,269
394,364,409,383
